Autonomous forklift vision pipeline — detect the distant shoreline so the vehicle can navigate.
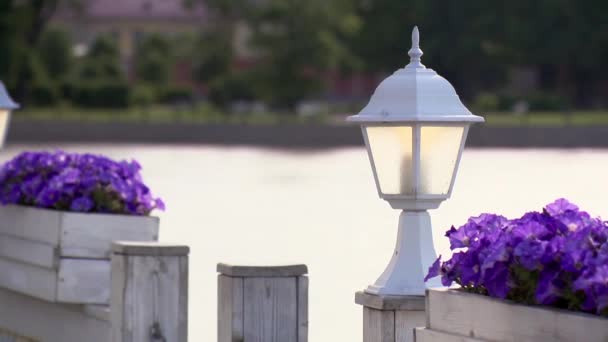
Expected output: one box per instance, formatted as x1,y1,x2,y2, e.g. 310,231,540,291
6,119,608,148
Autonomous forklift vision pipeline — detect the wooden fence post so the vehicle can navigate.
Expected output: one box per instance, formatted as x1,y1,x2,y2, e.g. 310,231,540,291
111,241,189,342
355,291,425,342
217,263,308,342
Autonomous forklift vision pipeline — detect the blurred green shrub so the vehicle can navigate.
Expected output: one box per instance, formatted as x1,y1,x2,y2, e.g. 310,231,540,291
72,81,130,108
135,34,172,84
208,73,255,108
29,80,59,106
526,92,568,111
472,92,500,112
131,85,157,107
160,85,193,104
37,29,72,80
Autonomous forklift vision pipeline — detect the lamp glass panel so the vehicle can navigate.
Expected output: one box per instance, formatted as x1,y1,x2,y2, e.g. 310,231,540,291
365,126,414,195
0,110,9,148
419,125,465,195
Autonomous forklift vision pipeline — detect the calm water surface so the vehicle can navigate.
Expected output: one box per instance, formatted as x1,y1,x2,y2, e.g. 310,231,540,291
4,145,608,341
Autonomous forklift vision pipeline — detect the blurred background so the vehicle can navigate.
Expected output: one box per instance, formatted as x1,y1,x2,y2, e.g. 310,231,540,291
1,0,607,124
2,1,608,341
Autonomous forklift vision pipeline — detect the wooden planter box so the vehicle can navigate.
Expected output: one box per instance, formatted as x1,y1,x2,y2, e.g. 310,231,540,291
415,288,608,342
0,205,158,305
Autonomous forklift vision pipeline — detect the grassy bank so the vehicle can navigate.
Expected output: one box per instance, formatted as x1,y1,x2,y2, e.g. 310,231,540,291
14,107,608,126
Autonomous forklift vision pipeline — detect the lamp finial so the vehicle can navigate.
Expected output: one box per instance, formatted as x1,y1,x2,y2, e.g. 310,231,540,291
406,26,425,69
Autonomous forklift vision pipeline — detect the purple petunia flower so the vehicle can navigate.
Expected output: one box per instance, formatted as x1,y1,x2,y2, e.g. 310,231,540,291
425,199,608,317
0,151,164,216
70,196,94,212
424,256,441,282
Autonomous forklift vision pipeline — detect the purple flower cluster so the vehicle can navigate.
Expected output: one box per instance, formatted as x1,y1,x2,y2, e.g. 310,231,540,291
425,199,608,317
0,151,165,216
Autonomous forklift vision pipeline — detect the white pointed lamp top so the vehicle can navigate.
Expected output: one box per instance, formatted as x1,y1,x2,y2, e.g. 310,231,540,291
406,26,425,69
348,26,483,124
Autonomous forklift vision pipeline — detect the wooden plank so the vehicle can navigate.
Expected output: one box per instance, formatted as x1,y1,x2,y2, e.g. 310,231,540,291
395,310,425,342
0,286,110,342
218,275,244,342
111,254,188,342
427,289,608,342
61,212,159,258
355,291,426,311
57,259,111,304
363,307,394,342
112,241,188,256
218,263,308,277
414,328,487,342
243,277,298,342
0,257,57,302
0,205,61,245
0,234,57,269
297,276,308,342
83,305,110,322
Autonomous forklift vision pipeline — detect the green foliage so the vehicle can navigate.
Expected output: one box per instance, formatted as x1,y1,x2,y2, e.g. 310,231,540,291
37,28,72,79
472,93,500,112
245,0,360,109
191,31,233,84
67,34,129,108
29,80,60,106
135,34,172,84
160,85,193,104
526,92,568,111
131,85,157,107
72,81,130,108
208,72,255,108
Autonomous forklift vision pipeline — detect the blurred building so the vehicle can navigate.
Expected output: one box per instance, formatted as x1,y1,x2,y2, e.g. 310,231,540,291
51,0,207,80
50,0,378,103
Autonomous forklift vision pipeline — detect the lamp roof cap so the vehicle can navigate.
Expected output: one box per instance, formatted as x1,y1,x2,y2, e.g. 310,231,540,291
0,82,19,110
348,26,483,124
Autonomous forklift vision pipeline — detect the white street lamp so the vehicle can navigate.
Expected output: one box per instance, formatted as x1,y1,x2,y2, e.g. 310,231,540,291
0,82,18,148
348,27,484,296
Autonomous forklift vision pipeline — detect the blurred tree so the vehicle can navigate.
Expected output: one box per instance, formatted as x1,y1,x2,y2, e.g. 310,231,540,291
191,31,233,84
71,35,130,108
37,28,73,80
135,34,172,84
247,0,360,110
0,0,80,102
76,35,123,81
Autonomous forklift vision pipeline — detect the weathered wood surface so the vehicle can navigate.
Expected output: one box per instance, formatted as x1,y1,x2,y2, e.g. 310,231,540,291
112,240,189,256
0,257,57,302
217,263,308,342
111,241,189,342
0,233,57,269
0,327,38,342
244,277,298,342
218,275,244,342
396,310,425,342
297,276,309,342
363,308,395,342
0,257,111,304
57,259,110,304
0,286,109,342
358,291,426,342
61,213,158,258
0,205,61,245
427,288,608,342
0,205,159,259
217,263,308,277
356,291,425,311
414,328,486,342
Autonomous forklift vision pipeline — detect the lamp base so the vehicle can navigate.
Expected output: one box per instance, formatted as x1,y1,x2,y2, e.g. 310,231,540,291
365,210,441,296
